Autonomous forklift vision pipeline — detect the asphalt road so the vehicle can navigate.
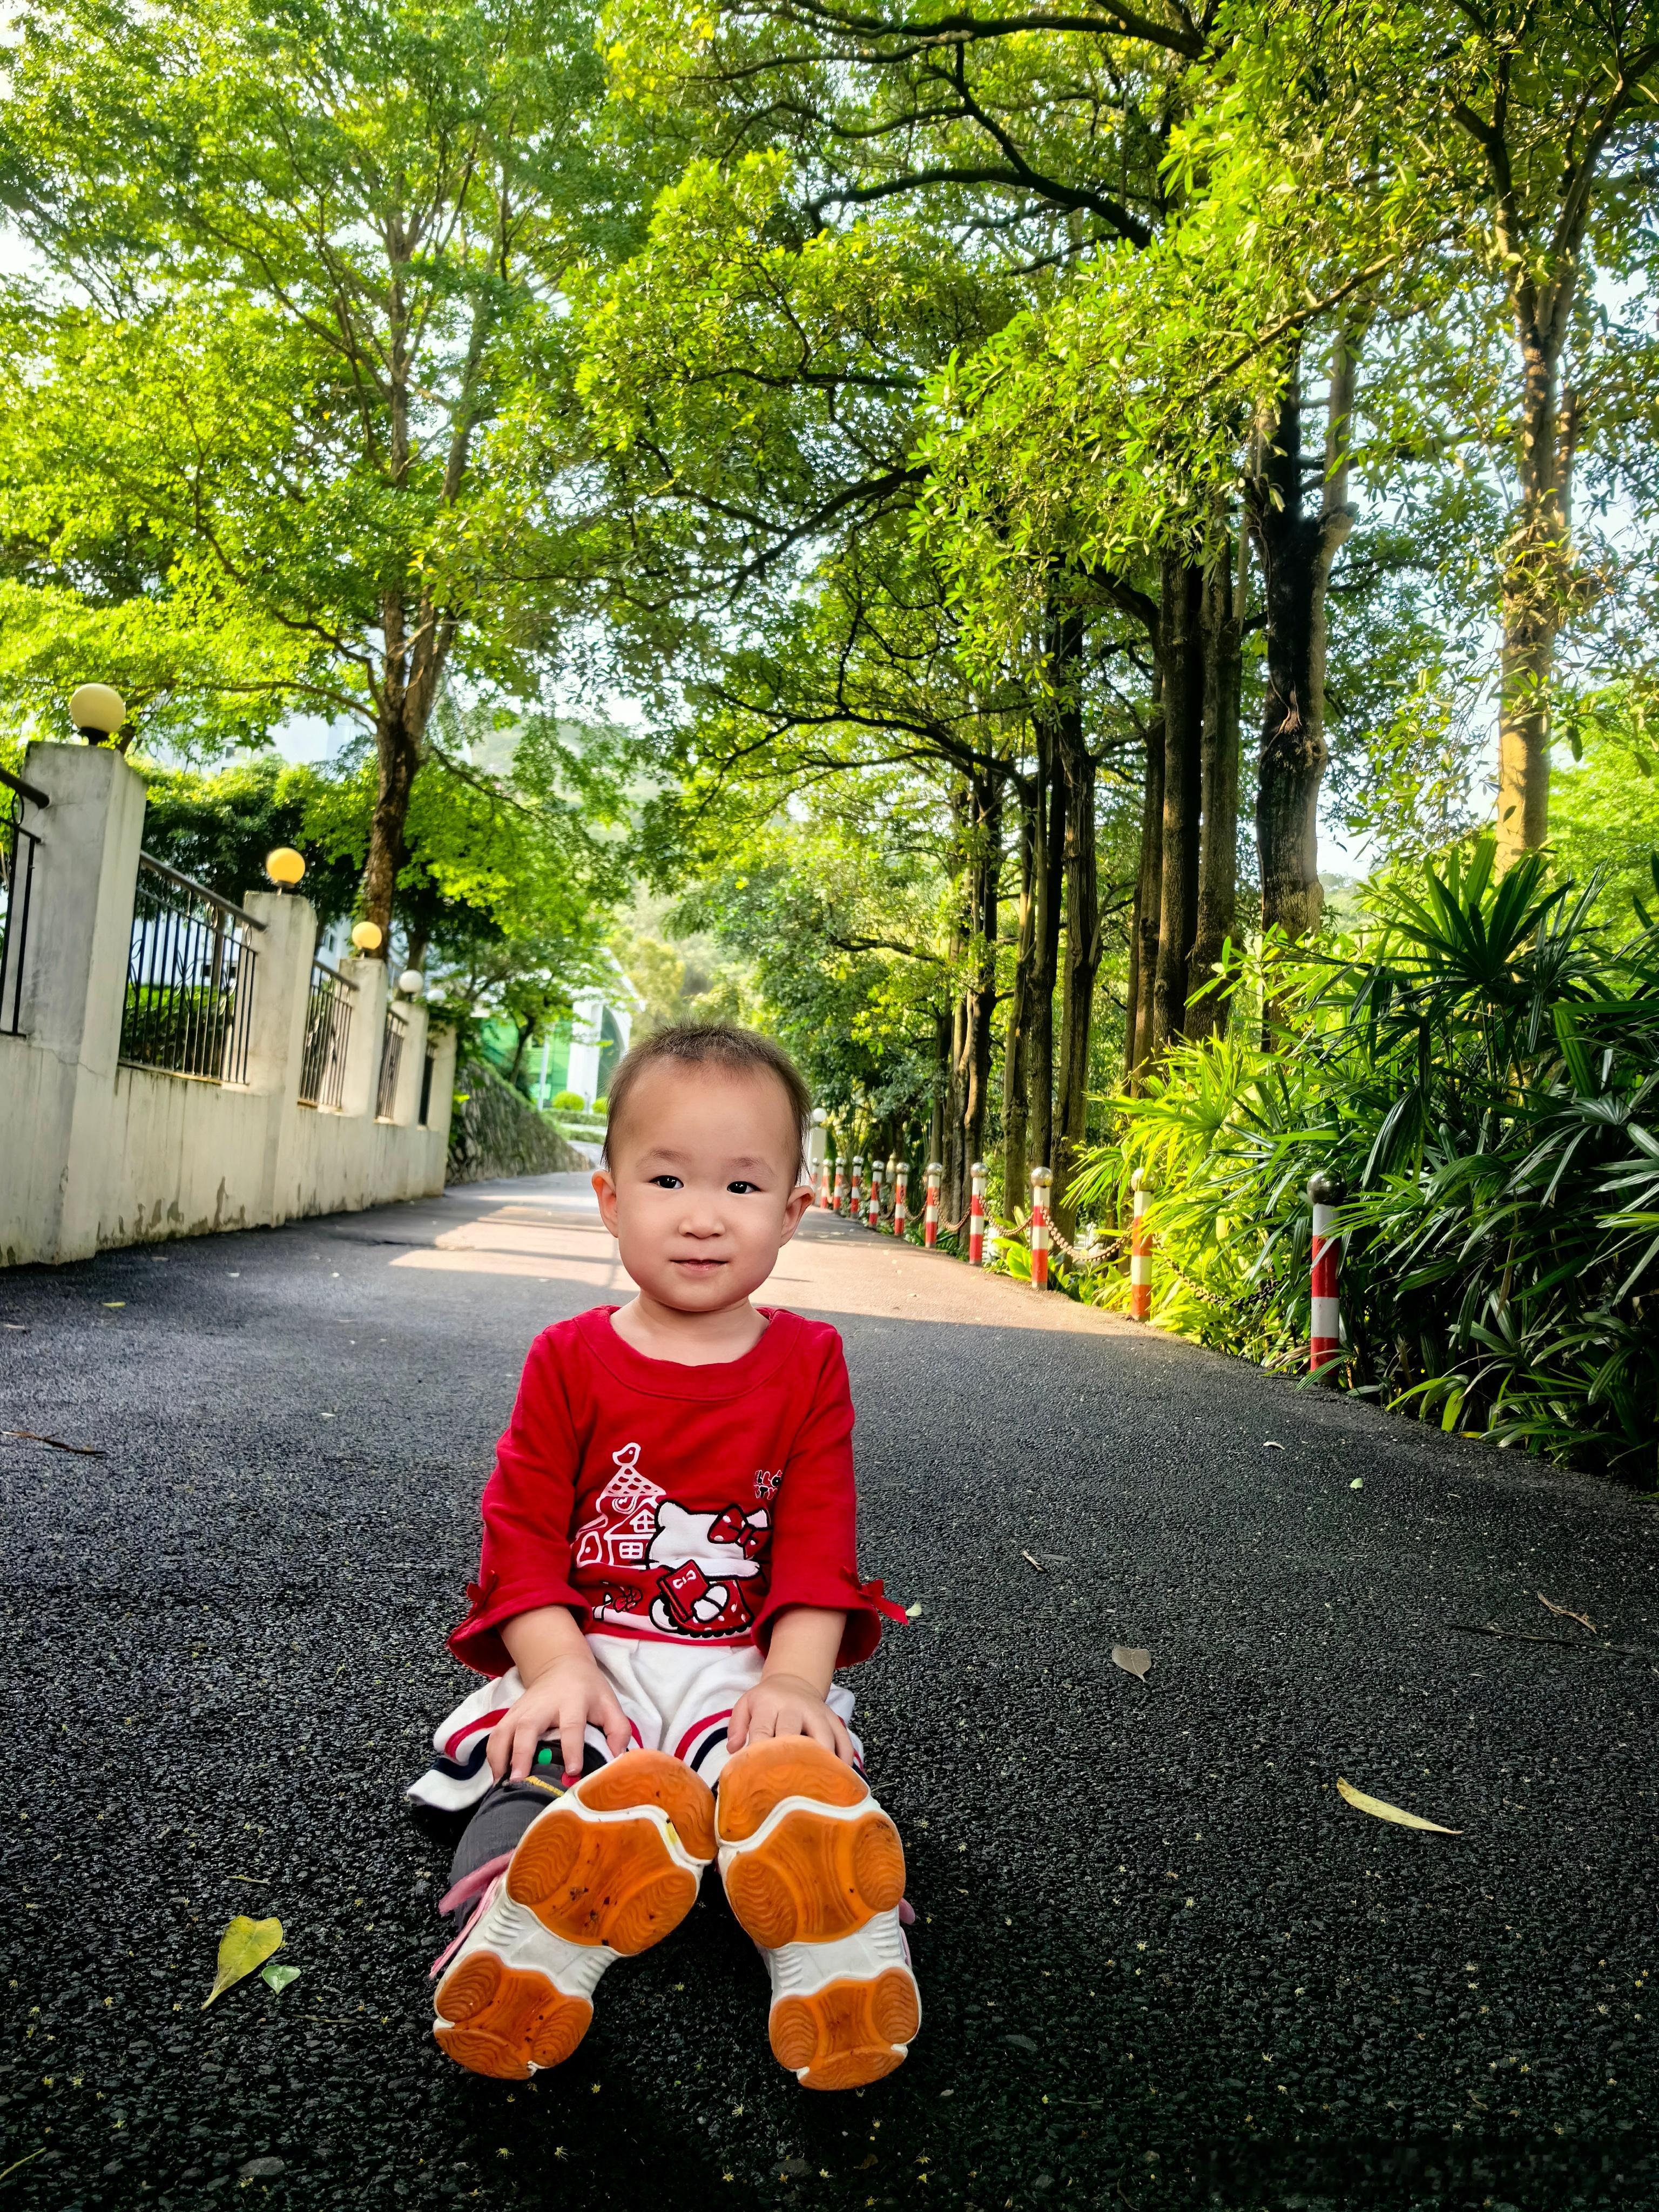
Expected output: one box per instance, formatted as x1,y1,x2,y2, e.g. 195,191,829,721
3,1174,1657,2212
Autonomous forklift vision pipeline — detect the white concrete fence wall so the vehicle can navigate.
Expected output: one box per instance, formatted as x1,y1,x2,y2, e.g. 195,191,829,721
1,742,457,1268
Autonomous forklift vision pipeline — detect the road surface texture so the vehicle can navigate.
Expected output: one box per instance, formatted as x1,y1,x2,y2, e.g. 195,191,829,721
3,1174,1657,2212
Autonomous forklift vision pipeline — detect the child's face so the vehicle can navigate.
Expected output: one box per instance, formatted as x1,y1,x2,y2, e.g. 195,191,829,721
592,1063,813,1317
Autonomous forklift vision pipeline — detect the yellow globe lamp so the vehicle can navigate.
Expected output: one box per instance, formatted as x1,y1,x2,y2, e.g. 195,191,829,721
264,846,306,891
69,683,127,743
350,920,383,953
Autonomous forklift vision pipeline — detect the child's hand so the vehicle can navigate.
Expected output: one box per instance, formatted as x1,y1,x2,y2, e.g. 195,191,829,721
487,1653,631,1785
729,1671,857,1766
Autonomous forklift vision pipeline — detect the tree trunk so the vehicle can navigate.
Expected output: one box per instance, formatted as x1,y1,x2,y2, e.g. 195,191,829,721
928,1049,945,1181
363,698,421,949
1443,72,1620,872
1185,520,1245,1041
360,293,462,947
960,771,1002,1185
1152,547,1204,1051
1495,329,1574,866
1027,648,1067,1187
1247,334,1357,945
945,993,966,1220
941,783,969,1219
1054,637,1098,1230
1002,787,1036,1215
1130,663,1164,1087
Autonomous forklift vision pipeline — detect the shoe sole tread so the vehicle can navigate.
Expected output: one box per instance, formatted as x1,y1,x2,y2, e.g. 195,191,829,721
508,1750,713,1954
433,1952,592,2079
720,1742,903,1948
769,1968,919,2092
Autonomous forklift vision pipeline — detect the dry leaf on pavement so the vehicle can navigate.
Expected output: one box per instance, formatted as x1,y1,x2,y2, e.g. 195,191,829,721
1,1429,106,1458
1336,1778,1461,1833
1111,1647,1152,1681
203,1916,285,2008
1536,1593,1595,1632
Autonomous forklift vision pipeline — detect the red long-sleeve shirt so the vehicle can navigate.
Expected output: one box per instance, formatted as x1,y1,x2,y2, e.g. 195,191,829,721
449,1305,905,1677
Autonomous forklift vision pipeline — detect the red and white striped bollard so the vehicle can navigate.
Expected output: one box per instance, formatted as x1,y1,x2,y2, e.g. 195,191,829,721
968,1161,987,1265
923,1161,942,1247
1309,1170,1343,1379
849,1154,863,1219
866,1157,882,1230
1030,1165,1052,1292
832,1154,846,1215
1129,1166,1152,1321
810,1109,829,1207
893,1162,908,1239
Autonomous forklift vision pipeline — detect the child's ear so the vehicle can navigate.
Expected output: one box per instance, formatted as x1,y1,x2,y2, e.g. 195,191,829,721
592,1165,621,1233
778,1181,815,1242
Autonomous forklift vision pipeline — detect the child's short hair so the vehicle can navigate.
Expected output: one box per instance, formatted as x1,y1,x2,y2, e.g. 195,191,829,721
602,1022,813,1174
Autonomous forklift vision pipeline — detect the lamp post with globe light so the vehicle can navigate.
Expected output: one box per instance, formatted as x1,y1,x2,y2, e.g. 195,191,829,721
264,847,306,894
69,685,127,747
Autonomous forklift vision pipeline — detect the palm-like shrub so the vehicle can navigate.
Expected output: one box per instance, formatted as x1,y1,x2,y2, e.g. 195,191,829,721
1069,842,1659,1484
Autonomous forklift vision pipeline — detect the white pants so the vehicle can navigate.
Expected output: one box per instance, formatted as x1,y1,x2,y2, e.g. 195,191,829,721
407,1633,860,1813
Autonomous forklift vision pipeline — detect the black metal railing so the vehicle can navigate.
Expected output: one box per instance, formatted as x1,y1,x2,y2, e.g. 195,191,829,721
418,1044,436,1128
376,1003,408,1121
120,852,263,1082
0,763,48,1037
298,959,354,1110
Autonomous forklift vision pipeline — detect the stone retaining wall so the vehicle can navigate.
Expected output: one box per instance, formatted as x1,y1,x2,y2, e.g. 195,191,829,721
446,1058,588,1184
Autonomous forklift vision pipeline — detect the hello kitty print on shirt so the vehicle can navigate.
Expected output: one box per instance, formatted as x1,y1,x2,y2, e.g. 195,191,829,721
574,1441,773,1643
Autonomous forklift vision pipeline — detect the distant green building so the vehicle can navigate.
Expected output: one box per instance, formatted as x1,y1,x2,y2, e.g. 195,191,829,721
480,977,640,1108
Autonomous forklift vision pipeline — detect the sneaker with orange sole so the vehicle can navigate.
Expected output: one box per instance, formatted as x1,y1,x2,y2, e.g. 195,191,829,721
717,1737,920,2090
432,1750,716,2079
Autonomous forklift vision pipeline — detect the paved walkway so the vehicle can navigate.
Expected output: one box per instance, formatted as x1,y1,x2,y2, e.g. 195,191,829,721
2,1175,1657,2211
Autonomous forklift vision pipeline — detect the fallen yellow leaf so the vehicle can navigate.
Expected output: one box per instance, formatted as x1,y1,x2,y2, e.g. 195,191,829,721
1336,1778,1461,1833
203,1916,284,2007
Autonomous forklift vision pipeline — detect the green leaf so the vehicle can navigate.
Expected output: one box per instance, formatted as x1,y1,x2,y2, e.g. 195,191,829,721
203,1917,284,2008
260,1962,301,1994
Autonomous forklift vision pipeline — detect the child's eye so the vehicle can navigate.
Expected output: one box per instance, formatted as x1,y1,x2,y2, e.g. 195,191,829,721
727,1180,759,1195
649,1175,683,1190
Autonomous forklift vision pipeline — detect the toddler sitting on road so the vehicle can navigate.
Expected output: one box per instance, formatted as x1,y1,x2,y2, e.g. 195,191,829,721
407,1022,919,2090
